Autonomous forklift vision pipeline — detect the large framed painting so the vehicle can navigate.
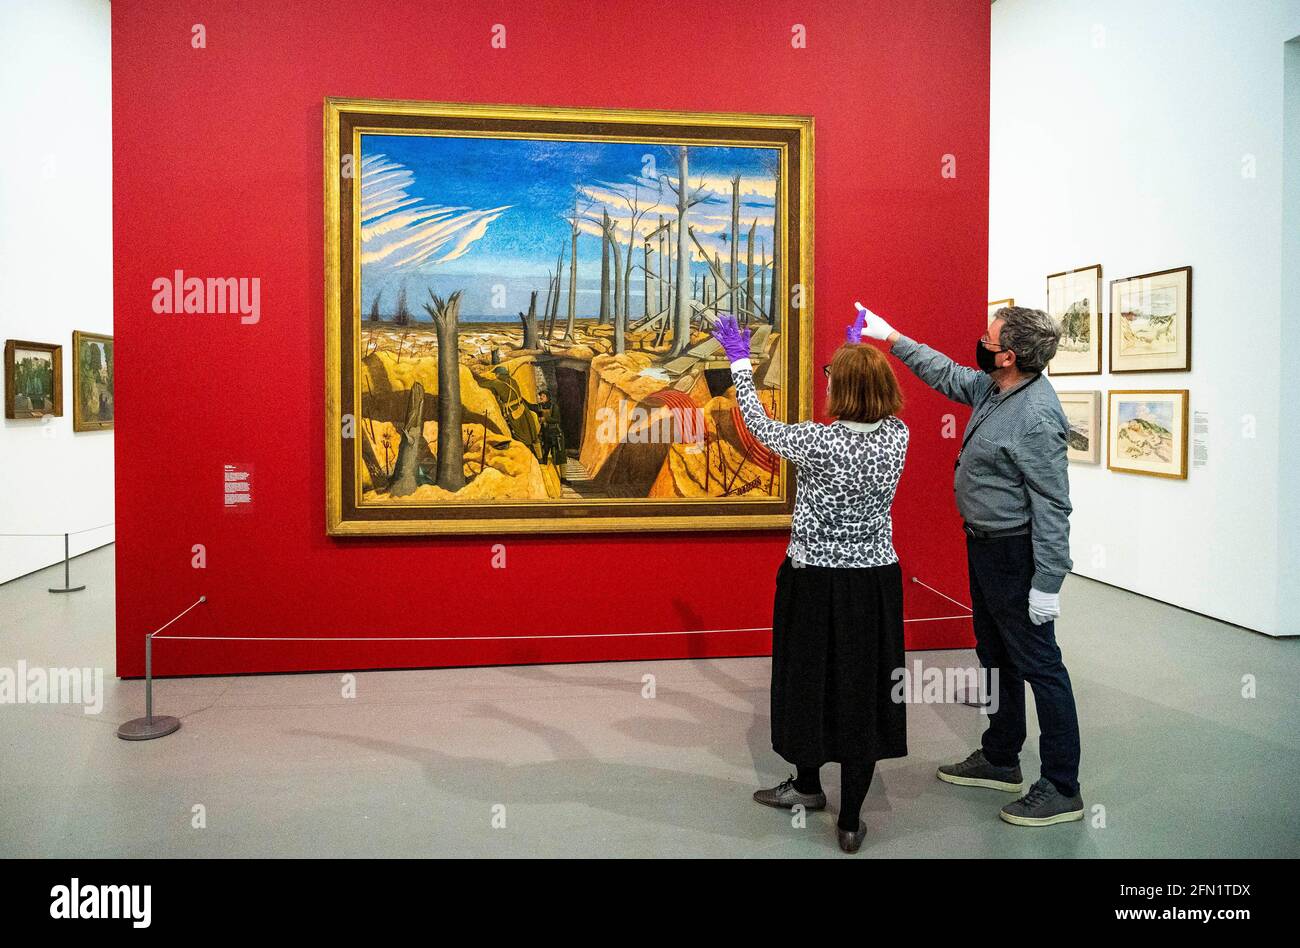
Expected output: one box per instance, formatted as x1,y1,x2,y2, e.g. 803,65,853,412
72,331,114,431
988,298,1014,328
4,340,62,419
324,98,813,535
1109,266,1191,373
1107,389,1189,479
1046,264,1102,375
1057,390,1102,464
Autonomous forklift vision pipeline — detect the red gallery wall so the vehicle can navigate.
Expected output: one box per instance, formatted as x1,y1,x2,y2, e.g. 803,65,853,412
112,0,989,677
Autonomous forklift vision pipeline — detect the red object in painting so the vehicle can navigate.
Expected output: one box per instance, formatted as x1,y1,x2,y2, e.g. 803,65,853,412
729,405,780,475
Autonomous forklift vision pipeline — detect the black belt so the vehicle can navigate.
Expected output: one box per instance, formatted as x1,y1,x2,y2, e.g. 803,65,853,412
962,522,1030,540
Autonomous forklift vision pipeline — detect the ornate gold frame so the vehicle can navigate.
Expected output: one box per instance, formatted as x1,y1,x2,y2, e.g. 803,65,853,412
71,330,113,431
324,97,814,535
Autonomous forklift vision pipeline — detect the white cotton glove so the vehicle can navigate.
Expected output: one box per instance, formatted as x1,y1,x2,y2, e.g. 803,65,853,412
1028,588,1061,626
854,301,896,341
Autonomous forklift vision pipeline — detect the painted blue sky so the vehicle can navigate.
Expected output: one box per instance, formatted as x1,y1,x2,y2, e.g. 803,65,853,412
1118,400,1174,431
359,133,779,320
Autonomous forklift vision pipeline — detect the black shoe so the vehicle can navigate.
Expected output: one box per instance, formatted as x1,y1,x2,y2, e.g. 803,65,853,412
752,773,827,811
837,820,867,853
936,749,1024,792
999,777,1085,827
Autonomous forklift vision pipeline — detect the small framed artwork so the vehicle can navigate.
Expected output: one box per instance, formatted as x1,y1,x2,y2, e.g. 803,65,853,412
1107,389,1189,479
1109,266,1191,373
72,331,114,431
4,340,63,419
1058,390,1102,464
1046,264,1102,375
988,298,1014,327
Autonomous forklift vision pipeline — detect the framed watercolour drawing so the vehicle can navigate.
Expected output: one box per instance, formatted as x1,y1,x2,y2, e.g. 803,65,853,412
324,98,813,535
1046,265,1102,375
1107,390,1189,479
1109,266,1191,373
72,331,114,431
4,340,62,419
1057,390,1102,464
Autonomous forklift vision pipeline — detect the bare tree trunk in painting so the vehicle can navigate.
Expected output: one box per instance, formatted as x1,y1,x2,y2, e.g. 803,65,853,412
729,174,740,318
388,381,426,497
745,219,756,325
599,209,611,324
519,290,539,349
669,148,693,357
422,289,466,491
565,197,579,341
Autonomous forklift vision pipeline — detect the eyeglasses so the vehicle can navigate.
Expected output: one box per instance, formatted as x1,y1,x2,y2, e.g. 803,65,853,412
979,334,1010,352
822,364,831,377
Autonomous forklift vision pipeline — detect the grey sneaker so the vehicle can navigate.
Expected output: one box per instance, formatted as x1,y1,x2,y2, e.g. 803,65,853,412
999,777,1084,826
753,773,827,811
936,749,1024,792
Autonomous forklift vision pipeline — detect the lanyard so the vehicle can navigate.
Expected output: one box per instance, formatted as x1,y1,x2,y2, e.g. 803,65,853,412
954,374,1042,470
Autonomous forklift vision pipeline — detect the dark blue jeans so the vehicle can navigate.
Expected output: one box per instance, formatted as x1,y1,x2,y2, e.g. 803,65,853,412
966,533,1081,797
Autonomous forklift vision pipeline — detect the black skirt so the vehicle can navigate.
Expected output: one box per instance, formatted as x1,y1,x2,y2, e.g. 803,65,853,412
769,556,907,766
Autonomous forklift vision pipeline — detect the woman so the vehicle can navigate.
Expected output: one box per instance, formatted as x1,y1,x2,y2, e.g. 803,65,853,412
710,312,909,854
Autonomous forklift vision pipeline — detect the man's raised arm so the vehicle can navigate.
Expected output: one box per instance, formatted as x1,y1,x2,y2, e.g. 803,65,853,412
856,303,989,407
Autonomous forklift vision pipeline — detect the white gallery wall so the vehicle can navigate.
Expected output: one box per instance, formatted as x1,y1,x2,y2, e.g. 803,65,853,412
0,0,114,585
991,0,1300,636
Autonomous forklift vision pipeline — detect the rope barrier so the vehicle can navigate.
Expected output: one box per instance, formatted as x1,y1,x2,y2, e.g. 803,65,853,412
0,522,115,537
153,614,969,642
121,576,975,742
1,523,115,594
910,576,973,614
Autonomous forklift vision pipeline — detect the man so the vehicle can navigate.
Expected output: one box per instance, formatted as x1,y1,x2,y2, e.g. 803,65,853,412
522,389,568,481
856,302,1084,827
481,365,542,457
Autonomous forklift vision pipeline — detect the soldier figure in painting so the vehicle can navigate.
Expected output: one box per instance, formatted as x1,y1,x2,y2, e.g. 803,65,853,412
481,366,542,457
523,390,567,481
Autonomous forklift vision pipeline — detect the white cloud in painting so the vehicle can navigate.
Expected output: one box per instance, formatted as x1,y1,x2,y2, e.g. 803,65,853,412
360,155,510,270
576,170,777,267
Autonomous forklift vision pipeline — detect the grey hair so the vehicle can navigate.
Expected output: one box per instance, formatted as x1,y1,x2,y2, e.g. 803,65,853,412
995,306,1061,373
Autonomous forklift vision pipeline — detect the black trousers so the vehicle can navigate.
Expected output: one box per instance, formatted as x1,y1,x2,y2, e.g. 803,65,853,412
966,533,1081,797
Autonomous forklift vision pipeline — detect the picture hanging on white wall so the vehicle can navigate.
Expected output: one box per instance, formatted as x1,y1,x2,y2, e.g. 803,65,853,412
1046,264,1102,375
1109,266,1191,373
1058,390,1102,464
988,298,1014,328
1107,389,1189,479
4,339,62,419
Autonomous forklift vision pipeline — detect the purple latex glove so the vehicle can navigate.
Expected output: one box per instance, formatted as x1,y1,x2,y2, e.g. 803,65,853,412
846,304,866,344
711,312,752,362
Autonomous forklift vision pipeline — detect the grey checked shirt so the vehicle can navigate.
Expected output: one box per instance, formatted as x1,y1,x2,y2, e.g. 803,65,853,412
892,336,1073,593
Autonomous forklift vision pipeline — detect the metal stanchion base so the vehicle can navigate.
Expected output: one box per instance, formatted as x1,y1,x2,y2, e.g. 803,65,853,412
117,716,181,741
49,585,86,594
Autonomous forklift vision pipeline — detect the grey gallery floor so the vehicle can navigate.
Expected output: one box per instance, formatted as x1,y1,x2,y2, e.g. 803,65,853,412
1,544,1297,859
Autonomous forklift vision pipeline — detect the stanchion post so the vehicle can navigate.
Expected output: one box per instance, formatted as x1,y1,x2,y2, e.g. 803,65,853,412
116,597,205,741
117,633,181,741
145,633,154,721
48,532,86,594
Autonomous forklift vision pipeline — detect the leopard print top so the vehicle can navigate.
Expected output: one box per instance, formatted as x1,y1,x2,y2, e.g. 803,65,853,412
731,361,908,568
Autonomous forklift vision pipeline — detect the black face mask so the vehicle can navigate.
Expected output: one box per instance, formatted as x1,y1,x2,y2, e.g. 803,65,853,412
975,339,1002,374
